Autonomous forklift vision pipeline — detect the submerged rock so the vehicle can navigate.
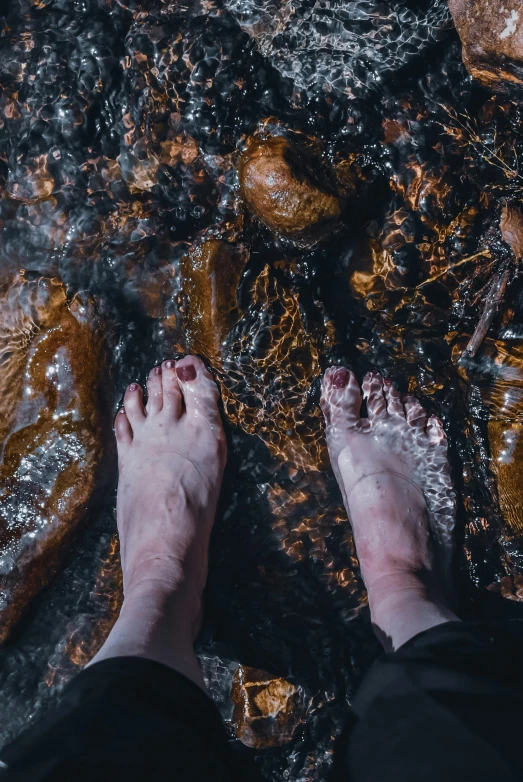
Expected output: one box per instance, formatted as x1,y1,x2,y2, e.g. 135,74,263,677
179,240,248,365
239,135,344,246
223,0,450,95
231,665,306,748
500,203,523,258
450,0,523,90
0,274,107,644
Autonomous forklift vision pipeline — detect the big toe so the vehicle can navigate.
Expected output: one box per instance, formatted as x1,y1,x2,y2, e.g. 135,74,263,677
176,355,221,424
321,367,362,429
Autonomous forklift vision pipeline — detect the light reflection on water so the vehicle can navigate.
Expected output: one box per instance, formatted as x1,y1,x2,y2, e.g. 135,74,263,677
0,1,523,780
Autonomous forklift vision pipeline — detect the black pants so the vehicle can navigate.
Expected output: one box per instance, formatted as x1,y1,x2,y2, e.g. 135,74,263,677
1,622,523,781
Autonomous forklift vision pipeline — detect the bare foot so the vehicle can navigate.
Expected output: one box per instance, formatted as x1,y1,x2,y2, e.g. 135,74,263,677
321,368,458,650
89,355,226,685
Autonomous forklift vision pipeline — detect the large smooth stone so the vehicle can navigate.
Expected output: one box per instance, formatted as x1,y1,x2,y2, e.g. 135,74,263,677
239,136,344,246
179,240,248,365
231,665,306,748
450,0,523,90
0,273,107,643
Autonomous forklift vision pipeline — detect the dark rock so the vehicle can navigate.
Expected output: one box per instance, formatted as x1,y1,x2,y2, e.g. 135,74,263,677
223,0,451,96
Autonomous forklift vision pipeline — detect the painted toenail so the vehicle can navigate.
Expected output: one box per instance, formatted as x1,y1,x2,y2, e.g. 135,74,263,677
129,383,137,391
165,360,175,369
331,368,350,389
154,366,161,375
119,407,125,414
177,364,196,382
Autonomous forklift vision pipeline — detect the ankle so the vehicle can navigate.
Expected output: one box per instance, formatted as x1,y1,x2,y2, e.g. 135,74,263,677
123,575,203,641
123,548,206,598
366,570,458,650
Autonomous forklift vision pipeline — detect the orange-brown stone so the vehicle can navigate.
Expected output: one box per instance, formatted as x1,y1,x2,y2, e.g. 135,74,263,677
179,240,248,365
477,340,523,541
500,203,523,258
0,273,108,643
239,135,344,246
449,0,523,90
231,665,306,748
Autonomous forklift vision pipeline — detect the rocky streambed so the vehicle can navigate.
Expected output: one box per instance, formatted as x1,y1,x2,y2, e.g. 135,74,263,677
1,1,523,780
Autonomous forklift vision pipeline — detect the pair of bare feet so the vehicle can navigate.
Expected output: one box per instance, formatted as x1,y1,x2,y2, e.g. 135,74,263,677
90,356,458,686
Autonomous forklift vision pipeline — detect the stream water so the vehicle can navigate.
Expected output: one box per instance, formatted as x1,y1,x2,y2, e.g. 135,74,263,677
1,1,523,780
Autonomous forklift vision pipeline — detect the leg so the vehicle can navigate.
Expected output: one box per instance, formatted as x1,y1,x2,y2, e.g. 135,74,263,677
322,369,523,782
0,357,254,781
321,368,458,650
90,355,227,687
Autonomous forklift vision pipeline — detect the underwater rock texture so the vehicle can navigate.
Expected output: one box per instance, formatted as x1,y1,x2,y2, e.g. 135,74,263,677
450,0,523,90
0,274,107,644
501,204,523,259
1,1,523,780
179,240,248,363
239,134,344,246
232,665,306,748
223,0,451,95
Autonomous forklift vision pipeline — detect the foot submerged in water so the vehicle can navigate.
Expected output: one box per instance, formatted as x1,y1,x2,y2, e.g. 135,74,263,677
90,355,226,682
321,368,458,649
115,355,226,615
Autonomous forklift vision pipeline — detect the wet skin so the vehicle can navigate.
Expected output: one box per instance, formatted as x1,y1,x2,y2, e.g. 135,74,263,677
321,368,458,649
89,355,226,687
91,360,458,684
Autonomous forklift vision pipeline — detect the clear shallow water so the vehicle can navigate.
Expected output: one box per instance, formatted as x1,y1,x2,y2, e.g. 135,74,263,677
0,1,523,779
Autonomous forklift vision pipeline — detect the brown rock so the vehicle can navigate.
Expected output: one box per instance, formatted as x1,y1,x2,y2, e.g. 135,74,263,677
239,135,344,246
231,665,306,748
500,202,523,258
480,340,523,540
0,273,107,643
179,240,248,365
449,0,523,90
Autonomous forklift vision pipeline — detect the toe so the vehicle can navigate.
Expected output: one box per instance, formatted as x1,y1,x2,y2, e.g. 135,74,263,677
383,379,405,417
115,408,133,448
362,372,388,421
404,394,427,429
162,359,183,418
124,383,146,426
175,355,221,423
146,366,163,415
320,367,362,428
427,414,446,444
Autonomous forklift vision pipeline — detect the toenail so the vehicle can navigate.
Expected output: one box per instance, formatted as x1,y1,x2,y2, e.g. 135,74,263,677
331,368,350,389
119,407,125,414
165,360,175,369
177,364,196,382
129,383,137,391
154,366,161,375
